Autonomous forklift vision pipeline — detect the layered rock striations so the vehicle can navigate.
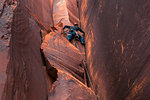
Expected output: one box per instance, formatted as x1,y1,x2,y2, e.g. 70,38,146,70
1,0,96,100
80,0,150,100
1,0,54,99
1,0,150,100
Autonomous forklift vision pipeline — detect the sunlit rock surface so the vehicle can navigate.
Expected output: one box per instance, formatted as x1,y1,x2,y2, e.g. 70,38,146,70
1,0,150,100
79,0,150,100
65,0,80,25
42,31,84,82
53,0,70,25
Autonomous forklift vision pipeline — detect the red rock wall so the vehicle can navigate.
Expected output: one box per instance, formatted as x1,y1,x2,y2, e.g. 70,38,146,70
2,0,150,100
0,0,17,99
65,0,80,25
80,0,150,100
53,0,71,25
24,0,54,27
2,0,54,100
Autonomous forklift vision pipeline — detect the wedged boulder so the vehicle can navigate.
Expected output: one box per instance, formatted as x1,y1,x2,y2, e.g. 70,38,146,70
41,30,84,82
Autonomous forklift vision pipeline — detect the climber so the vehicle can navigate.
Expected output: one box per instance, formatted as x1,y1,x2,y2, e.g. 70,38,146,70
62,23,85,45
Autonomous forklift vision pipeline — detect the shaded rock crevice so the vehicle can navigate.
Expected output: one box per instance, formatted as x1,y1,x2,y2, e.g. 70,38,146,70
40,48,58,84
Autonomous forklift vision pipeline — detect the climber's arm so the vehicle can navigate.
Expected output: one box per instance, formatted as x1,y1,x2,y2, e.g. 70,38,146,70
61,25,70,34
63,25,70,30
78,28,85,36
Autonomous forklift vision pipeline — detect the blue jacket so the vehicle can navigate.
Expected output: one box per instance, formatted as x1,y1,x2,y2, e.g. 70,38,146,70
63,25,85,35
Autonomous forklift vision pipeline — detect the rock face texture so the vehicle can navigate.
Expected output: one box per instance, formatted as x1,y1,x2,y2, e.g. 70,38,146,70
53,0,70,25
0,0,5,16
0,0,17,99
41,22,96,100
79,0,150,100
42,31,84,82
1,0,96,100
1,0,54,99
41,0,95,97
65,0,80,25
1,0,150,100
48,68,96,100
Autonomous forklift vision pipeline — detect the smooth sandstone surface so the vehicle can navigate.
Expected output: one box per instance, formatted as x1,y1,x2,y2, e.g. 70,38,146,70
65,0,80,25
79,0,150,100
1,0,150,100
1,0,54,99
53,0,70,25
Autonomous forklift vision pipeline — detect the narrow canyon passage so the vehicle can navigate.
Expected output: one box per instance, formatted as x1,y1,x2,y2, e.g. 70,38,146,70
41,0,96,99
1,0,96,100
1,0,150,100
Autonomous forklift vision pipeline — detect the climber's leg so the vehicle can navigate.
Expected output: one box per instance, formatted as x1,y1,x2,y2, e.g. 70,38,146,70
67,33,73,42
78,34,85,45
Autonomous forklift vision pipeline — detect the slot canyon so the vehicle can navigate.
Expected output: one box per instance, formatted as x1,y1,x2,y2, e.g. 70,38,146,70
0,0,150,100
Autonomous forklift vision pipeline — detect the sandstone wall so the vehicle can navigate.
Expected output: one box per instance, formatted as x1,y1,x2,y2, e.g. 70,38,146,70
2,0,54,100
80,0,150,100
